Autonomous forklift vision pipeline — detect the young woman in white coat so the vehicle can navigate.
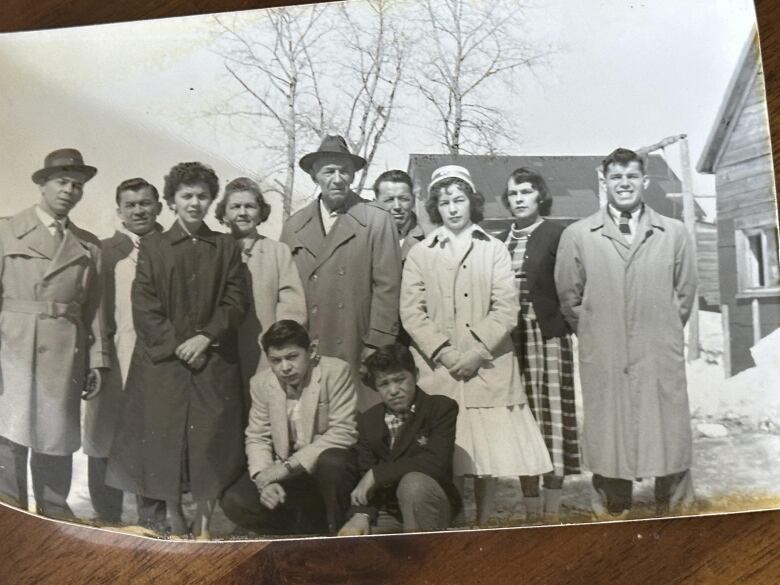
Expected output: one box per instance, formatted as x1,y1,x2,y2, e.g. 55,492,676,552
401,165,551,526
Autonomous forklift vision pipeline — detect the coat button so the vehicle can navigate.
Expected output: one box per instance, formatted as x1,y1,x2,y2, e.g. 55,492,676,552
38,346,47,354
336,338,342,345
38,314,48,320
311,306,318,315
338,268,345,276
464,292,469,297
311,273,318,280
623,367,629,374
338,302,344,309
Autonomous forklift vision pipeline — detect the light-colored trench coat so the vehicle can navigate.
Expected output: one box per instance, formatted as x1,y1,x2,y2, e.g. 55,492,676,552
0,206,108,455
554,206,698,480
83,229,149,458
401,225,524,408
280,192,402,411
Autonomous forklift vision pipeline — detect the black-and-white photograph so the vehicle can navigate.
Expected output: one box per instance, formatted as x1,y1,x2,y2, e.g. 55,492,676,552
0,0,778,541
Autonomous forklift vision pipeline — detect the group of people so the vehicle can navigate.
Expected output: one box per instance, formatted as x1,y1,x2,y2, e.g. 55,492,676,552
0,134,698,538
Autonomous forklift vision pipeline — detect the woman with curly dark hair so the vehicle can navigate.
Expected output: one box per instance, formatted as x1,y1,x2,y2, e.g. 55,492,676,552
401,165,551,526
107,162,248,539
497,167,580,523
214,177,306,400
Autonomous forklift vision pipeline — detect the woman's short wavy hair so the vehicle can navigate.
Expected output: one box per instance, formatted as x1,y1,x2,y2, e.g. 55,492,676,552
214,177,272,225
501,167,553,216
163,162,220,205
425,177,485,225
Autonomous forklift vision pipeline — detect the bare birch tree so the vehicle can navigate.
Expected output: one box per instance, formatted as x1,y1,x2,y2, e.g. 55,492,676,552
334,0,408,193
411,0,550,155
212,7,330,218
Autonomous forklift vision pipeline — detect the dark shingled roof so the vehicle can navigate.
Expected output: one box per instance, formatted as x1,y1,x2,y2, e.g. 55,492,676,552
407,154,698,231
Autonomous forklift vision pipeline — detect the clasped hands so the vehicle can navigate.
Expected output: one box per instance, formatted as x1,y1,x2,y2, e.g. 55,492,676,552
437,346,484,381
175,334,211,370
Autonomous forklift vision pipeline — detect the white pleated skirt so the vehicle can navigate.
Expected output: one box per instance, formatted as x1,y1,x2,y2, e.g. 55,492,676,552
453,403,554,478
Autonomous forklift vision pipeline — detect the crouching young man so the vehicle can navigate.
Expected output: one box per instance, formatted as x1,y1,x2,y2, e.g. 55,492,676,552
220,320,358,535
338,344,461,535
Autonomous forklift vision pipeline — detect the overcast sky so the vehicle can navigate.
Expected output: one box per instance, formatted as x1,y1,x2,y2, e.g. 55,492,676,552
0,0,760,237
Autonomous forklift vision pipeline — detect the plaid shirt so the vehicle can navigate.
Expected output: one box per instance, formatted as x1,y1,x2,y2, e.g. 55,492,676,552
384,405,415,449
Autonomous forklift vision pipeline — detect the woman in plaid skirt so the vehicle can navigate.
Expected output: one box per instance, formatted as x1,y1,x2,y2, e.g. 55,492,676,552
498,167,581,523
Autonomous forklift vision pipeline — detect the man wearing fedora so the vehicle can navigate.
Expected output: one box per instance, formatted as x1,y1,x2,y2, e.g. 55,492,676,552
280,135,402,411
0,148,109,519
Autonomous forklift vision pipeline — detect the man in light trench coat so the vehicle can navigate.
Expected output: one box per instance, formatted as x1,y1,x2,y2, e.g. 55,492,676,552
555,147,698,519
280,135,402,411
82,177,162,524
0,148,108,519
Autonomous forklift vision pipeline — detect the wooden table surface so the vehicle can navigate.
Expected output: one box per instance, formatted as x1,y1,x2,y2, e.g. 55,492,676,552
1,1,779,583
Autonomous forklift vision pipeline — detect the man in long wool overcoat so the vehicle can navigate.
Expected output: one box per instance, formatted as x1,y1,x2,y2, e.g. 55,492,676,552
280,135,402,412
0,148,108,519
555,148,698,519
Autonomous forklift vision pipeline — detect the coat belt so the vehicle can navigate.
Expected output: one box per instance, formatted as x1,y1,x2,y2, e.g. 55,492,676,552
1,298,82,320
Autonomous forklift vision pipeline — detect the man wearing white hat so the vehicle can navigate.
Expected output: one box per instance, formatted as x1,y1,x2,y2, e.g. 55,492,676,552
281,135,402,411
0,148,109,519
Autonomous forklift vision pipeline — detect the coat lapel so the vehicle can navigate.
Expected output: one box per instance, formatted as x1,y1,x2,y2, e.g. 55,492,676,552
626,208,663,266
297,363,322,447
267,377,290,461
314,213,358,273
44,225,89,279
596,208,631,263
12,207,57,260
293,203,328,274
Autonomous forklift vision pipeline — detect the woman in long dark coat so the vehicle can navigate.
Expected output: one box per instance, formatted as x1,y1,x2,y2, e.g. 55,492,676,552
498,168,580,523
107,162,247,538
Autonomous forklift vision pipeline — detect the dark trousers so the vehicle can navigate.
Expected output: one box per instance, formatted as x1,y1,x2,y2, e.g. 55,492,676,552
136,495,167,530
591,470,695,516
0,436,73,519
88,456,124,523
221,448,355,535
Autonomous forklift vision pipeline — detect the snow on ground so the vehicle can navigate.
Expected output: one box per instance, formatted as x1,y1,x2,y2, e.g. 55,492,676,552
18,311,780,538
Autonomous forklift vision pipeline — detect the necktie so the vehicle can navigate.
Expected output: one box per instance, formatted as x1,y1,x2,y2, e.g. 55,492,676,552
618,211,632,236
384,411,409,449
53,220,65,244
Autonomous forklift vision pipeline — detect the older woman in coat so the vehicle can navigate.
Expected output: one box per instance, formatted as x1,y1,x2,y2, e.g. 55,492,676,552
401,165,551,526
107,162,247,538
214,177,306,402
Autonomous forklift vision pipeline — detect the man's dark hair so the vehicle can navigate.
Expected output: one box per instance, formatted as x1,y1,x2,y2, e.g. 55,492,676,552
601,148,645,175
362,343,417,390
115,177,160,205
261,319,311,353
425,177,485,225
163,162,220,205
373,169,413,197
501,167,553,216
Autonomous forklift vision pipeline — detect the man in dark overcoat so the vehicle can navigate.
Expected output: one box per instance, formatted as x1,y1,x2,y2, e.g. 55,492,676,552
0,148,108,519
280,135,402,411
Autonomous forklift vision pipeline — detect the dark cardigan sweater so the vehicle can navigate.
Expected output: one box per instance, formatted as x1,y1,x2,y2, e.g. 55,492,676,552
497,219,571,340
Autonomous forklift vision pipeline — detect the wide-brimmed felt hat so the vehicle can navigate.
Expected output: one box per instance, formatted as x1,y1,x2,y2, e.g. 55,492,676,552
32,148,97,185
299,135,367,174
428,165,475,196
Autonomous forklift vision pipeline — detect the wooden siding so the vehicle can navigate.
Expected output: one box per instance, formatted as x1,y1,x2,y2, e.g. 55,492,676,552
696,222,720,306
714,67,780,375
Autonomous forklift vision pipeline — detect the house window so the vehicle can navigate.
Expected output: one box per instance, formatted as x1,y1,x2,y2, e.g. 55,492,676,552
736,224,780,295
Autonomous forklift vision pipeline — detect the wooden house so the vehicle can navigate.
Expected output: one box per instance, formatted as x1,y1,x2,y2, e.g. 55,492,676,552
697,27,780,376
